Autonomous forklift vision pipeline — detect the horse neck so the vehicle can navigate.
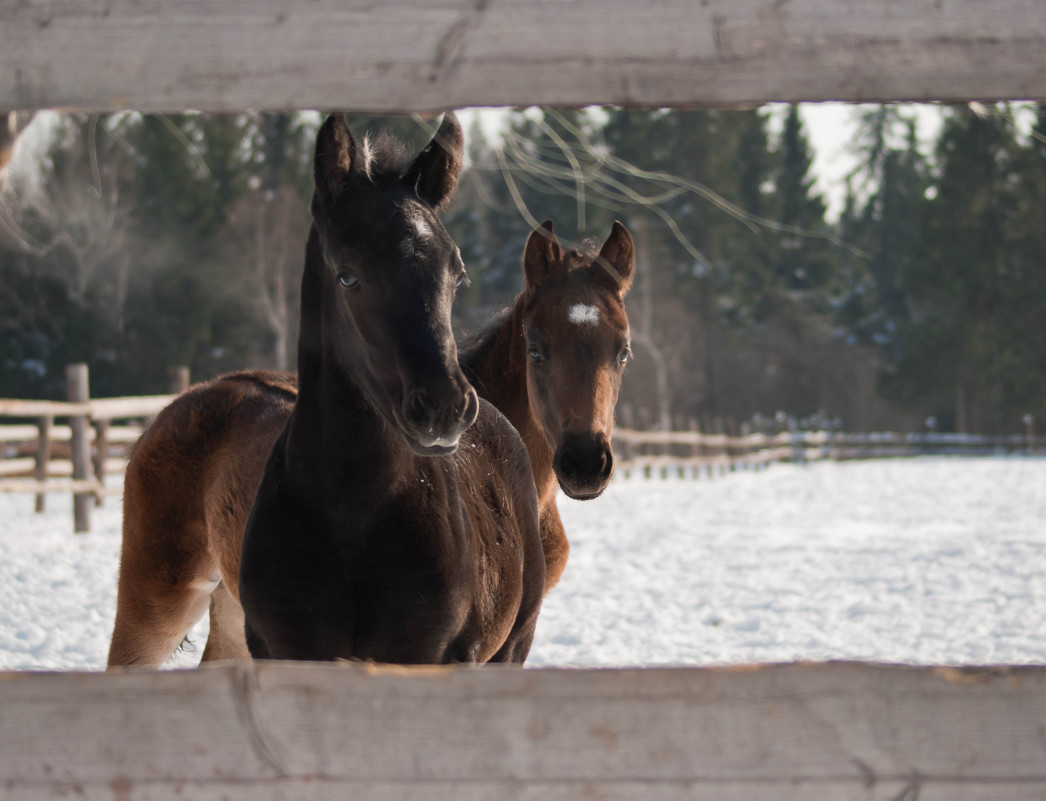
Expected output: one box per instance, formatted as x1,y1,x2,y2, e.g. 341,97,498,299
284,228,408,485
463,295,556,504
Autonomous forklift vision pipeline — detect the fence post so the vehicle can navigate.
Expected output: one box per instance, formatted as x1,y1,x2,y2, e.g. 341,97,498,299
726,418,738,472
92,419,110,506
741,420,753,471
688,417,701,479
66,363,91,533
1024,413,1035,455
700,415,713,478
168,366,190,395
33,415,53,513
789,416,805,465
714,418,727,476
618,403,634,479
638,407,652,479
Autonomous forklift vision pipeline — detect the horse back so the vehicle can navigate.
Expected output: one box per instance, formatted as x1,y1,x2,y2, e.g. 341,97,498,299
121,370,296,601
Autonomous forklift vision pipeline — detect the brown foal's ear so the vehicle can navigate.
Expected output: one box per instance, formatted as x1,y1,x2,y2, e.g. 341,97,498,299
592,221,635,296
523,220,564,293
403,112,465,211
313,113,357,208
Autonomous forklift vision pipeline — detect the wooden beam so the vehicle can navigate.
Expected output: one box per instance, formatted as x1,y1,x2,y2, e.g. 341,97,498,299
2,0,1046,113
2,661,1046,799
0,396,172,420
33,415,53,512
64,363,91,533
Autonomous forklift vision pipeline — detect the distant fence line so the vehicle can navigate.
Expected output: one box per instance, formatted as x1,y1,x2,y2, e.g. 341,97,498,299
613,423,1045,479
2,366,1044,530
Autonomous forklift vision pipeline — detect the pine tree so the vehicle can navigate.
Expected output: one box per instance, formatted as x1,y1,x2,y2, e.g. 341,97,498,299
772,104,832,294
885,105,1027,432
837,106,927,358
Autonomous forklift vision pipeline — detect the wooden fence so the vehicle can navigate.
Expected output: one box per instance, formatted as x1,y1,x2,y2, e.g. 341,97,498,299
3,0,1046,112
613,426,1046,478
5,3,1046,798
0,364,185,532
3,369,1041,529
3,659,1046,799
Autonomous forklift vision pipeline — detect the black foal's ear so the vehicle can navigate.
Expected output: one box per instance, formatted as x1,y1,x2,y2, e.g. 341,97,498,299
403,112,464,211
523,220,563,293
314,113,356,207
592,221,635,296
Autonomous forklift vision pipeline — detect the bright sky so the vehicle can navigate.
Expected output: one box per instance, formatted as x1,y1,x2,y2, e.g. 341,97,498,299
796,103,944,221
462,103,947,223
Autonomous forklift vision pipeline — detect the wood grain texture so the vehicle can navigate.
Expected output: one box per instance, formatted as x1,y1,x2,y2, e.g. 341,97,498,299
2,661,1046,798
2,0,1046,112
0,396,171,419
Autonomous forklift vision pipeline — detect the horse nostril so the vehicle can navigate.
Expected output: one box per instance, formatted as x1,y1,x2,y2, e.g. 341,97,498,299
406,390,430,427
460,388,480,427
556,435,615,485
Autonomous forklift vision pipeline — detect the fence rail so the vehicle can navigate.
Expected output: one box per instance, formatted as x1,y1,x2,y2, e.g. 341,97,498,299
3,368,1042,526
0,364,185,531
612,427,1045,478
4,0,1046,112
3,660,1045,800
0,395,174,420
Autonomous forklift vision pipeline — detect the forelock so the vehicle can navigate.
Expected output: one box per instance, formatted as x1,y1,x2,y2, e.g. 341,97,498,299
358,131,411,182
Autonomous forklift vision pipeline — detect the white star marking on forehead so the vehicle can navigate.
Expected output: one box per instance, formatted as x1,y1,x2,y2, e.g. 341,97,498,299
399,206,434,258
568,303,601,327
411,216,433,240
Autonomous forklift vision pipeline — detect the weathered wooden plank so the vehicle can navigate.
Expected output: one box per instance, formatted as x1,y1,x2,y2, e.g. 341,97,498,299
88,395,173,421
0,478,103,494
0,396,172,420
2,0,1046,112
0,457,127,478
0,424,144,444
0,399,91,417
33,415,53,511
65,364,91,532
0,456,51,476
5,779,1034,801
2,662,1046,799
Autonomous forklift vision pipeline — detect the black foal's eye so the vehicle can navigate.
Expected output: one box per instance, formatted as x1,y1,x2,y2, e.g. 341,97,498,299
337,273,359,288
455,270,468,288
527,346,545,363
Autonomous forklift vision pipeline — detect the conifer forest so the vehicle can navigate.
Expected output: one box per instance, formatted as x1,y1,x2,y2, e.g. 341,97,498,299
2,104,1044,435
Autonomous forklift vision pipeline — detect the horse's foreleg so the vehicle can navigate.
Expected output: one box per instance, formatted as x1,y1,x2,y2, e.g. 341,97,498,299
199,582,251,662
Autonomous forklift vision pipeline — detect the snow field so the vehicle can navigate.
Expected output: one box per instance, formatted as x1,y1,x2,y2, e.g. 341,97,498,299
1,457,1044,671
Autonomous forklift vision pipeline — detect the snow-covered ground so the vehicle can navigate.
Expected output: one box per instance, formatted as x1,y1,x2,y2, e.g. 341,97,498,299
2,457,1045,671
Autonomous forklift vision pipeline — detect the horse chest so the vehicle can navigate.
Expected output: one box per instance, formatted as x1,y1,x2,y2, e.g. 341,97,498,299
241,463,521,663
